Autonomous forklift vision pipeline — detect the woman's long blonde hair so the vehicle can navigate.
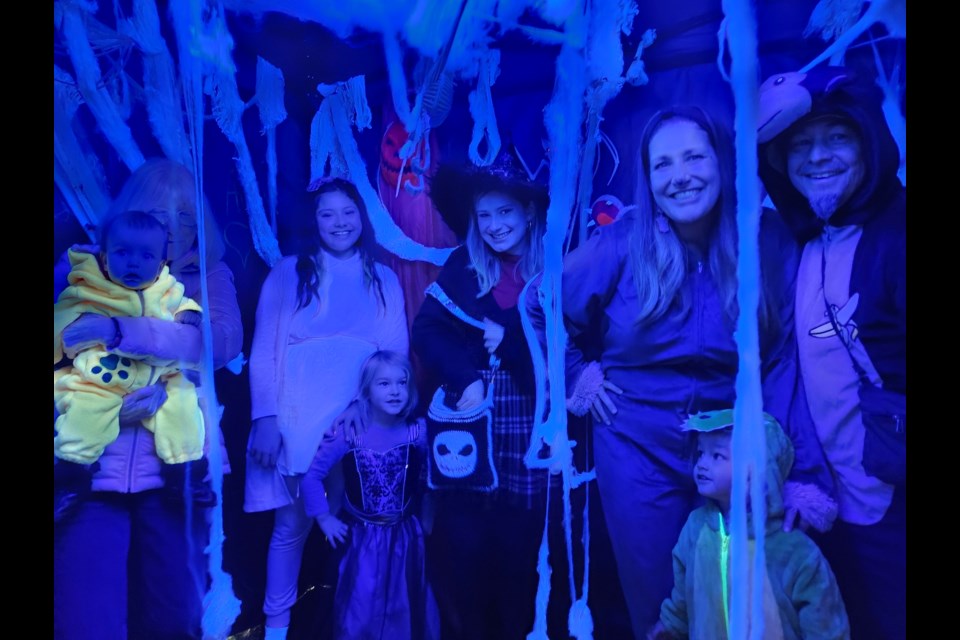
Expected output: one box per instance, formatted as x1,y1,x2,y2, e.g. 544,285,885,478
628,105,772,331
465,188,546,297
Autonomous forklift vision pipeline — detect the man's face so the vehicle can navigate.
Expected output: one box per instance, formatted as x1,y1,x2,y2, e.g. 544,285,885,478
785,117,865,221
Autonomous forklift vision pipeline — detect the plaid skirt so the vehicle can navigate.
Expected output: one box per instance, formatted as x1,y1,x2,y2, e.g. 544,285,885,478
480,367,551,510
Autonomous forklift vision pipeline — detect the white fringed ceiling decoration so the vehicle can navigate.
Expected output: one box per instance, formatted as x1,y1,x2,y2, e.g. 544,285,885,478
53,2,905,638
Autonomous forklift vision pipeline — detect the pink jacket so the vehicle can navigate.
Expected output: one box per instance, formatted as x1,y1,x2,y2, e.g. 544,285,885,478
54,248,244,493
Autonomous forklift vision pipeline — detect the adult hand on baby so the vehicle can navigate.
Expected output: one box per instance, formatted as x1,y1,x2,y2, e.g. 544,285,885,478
318,513,349,549
330,400,365,441
118,382,168,427
248,416,282,468
70,243,100,255
174,309,202,327
482,317,505,354
590,379,624,426
62,314,118,356
456,379,485,411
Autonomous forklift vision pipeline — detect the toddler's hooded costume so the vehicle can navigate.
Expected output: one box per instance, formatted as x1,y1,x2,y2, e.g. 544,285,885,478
658,411,849,639
54,248,204,465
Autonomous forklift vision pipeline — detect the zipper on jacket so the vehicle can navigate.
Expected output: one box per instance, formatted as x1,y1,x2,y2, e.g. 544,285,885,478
125,424,140,493
125,277,154,492
687,260,705,413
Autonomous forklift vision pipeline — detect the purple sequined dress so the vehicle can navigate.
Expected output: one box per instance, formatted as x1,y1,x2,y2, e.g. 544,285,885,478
305,422,439,640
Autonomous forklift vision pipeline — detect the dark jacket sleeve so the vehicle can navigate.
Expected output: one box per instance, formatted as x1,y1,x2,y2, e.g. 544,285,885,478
411,248,485,397
493,305,532,373
559,225,626,390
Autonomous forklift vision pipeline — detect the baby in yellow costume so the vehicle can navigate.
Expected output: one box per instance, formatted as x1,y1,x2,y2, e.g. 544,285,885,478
54,210,204,465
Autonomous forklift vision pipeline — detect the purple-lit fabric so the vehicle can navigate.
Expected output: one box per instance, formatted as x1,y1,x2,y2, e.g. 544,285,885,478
412,246,550,507
526,209,833,636
54,491,207,639
246,252,408,481
302,422,440,639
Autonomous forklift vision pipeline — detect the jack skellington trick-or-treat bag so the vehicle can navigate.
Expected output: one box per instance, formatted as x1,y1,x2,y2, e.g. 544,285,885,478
423,283,499,492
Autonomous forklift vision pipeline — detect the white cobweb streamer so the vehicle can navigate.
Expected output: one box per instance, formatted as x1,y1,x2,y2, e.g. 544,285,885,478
522,4,595,637
54,64,111,241
255,56,288,233
123,0,193,167
467,48,501,167
721,1,768,638
207,51,283,266
170,2,242,637
800,0,905,72
59,0,145,172
309,76,454,266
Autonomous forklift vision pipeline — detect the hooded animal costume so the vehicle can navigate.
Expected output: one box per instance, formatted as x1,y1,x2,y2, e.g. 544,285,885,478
657,410,850,640
757,66,905,522
756,66,906,640
54,248,204,465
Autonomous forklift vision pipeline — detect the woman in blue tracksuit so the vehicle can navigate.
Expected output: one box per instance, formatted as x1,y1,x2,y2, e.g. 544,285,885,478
529,105,836,639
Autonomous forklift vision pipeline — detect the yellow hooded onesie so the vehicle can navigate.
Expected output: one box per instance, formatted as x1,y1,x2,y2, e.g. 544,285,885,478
54,249,204,465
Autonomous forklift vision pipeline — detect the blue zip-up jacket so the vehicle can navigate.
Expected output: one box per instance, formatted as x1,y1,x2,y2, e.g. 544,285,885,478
552,211,834,492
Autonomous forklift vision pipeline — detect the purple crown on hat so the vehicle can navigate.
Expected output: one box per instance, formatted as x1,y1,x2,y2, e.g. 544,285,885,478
489,150,524,180
429,147,549,241
470,148,539,186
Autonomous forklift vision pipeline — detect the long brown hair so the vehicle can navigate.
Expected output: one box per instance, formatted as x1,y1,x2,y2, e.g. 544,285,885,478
295,178,386,310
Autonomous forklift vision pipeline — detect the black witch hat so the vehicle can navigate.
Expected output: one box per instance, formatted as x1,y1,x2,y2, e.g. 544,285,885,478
428,146,549,241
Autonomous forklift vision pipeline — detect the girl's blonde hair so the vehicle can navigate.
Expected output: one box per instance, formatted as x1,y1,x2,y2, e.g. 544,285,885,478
357,350,418,423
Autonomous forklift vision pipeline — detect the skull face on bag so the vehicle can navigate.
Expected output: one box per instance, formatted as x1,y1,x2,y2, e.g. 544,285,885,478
433,430,478,478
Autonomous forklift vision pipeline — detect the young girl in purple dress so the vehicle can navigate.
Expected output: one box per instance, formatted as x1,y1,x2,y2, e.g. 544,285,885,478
301,350,439,640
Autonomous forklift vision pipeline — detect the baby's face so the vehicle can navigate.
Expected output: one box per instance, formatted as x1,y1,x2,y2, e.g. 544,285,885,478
128,189,199,261
103,223,167,290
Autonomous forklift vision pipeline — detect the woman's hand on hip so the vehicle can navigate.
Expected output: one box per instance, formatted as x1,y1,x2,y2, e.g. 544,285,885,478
590,379,623,425
249,416,282,468
456,379,485,411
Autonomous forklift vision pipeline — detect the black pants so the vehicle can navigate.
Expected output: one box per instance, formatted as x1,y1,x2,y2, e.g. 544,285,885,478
427,491,568,640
